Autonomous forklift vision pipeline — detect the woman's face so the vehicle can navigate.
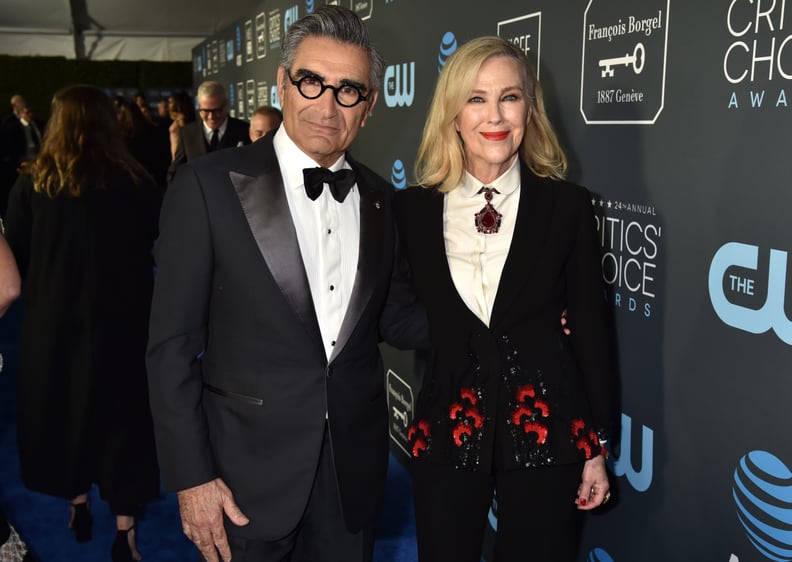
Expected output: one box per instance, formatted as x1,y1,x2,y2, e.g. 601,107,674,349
454,56,531,184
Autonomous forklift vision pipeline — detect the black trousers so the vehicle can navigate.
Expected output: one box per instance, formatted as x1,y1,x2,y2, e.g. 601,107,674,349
412,383,585,562
223,426,376,562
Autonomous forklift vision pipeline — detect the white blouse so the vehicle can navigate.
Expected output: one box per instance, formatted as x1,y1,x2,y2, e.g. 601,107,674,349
444,158,521,327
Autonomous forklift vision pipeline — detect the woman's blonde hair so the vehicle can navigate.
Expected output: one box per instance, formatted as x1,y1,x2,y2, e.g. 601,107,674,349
27,85,147,198
415,36,567,192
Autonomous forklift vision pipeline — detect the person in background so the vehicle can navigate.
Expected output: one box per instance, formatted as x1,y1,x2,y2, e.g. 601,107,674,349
0,232,30,562
167,91,196,162
4,85,161,562
0,96,44,216
249,106,283,142
394,36,619,562
114,96,169,190
167,81,249,182
146,6,426,562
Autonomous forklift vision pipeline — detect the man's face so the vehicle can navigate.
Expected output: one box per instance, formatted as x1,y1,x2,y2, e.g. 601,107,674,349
197,94,229,130
277,36,377,167
249,113,277,142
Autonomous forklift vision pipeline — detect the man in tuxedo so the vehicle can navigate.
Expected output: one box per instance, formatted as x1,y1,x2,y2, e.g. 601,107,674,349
0,96,43,216
146,6,426,562
167,81,250,183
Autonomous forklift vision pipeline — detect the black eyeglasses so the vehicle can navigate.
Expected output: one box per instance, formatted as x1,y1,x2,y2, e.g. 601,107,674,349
288,72,368,108
198,107,226,116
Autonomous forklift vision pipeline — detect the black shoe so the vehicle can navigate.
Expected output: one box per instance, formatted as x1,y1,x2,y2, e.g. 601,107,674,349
68,502,92,543
111,528,138,562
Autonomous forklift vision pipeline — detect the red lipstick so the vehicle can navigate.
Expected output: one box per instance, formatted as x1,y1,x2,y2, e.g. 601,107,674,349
481,131,509,141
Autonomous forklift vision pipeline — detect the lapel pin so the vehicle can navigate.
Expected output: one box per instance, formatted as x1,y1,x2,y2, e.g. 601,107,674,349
374,201,381,209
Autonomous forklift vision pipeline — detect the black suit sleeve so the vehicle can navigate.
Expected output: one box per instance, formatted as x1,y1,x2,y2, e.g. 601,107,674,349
379,190,430,350
564,187,620,441
146,163,217,492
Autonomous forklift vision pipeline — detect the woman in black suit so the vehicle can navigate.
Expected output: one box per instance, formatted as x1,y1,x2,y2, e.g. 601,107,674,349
394,37,619,562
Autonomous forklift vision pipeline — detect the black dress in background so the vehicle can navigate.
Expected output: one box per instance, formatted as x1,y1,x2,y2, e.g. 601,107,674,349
3,170,161,513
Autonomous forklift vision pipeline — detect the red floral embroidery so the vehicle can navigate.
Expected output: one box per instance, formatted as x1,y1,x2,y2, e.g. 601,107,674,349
511,384,550,445
571,418,602,459
449,387,484,447
408,419,432,458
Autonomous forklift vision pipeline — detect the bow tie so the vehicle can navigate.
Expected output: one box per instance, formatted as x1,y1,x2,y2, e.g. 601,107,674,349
303,167,356,203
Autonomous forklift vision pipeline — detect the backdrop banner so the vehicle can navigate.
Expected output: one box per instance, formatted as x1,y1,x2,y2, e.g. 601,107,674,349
194,2,792,561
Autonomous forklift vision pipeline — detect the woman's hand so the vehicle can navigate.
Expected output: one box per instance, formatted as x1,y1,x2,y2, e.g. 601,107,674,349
575,454,610,510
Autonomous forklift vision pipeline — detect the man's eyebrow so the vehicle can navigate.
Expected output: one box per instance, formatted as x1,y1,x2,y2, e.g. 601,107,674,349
293,68,367,92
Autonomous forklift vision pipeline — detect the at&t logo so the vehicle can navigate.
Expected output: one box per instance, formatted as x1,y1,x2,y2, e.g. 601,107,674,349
708,242,792,345
437,31,458,73
306,0,314,13
733,450,792,561
384,62,415,108
390,159,406,188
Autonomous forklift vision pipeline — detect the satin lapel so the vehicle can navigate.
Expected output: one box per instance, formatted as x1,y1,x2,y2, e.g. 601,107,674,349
329,170,384,362
229,160,323,346
489,165,553,329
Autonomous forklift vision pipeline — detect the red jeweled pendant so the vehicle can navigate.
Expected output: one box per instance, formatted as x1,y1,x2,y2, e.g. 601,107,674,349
474,187,502,234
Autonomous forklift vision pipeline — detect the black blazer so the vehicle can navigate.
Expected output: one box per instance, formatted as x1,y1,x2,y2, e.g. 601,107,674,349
167,116,250,182
147,132,426,539
394,164,619,473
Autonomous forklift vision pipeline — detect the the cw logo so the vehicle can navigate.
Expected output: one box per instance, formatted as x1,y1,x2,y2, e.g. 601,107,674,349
284,6,299,35
611,413,653,493
708,242,792,345
384,62,415,108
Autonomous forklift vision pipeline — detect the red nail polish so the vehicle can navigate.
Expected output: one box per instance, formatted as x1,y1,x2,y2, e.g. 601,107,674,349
580,498,587,506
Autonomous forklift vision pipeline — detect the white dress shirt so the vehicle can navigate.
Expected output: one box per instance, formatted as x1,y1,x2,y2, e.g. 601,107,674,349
202,118,228,144
273,126,361,361
444,157,521,327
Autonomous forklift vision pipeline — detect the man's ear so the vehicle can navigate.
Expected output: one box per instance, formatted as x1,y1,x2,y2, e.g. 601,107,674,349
360,91,379,127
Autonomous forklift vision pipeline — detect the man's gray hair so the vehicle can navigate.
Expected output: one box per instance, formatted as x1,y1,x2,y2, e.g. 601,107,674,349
197,81,227,102
280,5,385,93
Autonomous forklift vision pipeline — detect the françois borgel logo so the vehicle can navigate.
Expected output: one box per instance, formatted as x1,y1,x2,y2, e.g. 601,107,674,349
497,12,541,77
724,0,792,110
580,0,670,125
594,197,662,319
386,369,414,455
708,242,792,345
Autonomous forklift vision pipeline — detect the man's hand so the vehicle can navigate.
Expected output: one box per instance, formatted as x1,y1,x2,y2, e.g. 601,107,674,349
177,478,250,562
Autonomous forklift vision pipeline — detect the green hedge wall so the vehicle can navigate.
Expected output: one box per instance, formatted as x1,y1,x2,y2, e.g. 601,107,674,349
0,55,192,120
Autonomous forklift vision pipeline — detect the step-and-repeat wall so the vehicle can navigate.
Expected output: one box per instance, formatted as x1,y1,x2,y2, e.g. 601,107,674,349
193,1,792,560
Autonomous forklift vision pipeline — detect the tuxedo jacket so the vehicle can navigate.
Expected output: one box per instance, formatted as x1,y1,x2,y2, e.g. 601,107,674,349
394,164,619,472
167,117,250,183
147,132,426,539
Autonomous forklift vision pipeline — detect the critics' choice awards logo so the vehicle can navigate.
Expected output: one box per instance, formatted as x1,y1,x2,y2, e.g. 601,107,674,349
594,198,662,319
733,451,792,561
497,12,541,77
255,13,267,60
580,0,670,124
390,159,406,188
438,32,458,73
268,10,282,51
384,62,415,108
386,369,414,455
708,242,792,345
724,0,792,110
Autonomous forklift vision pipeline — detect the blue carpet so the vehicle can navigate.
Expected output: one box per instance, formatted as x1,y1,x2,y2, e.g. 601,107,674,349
0,302,418,561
